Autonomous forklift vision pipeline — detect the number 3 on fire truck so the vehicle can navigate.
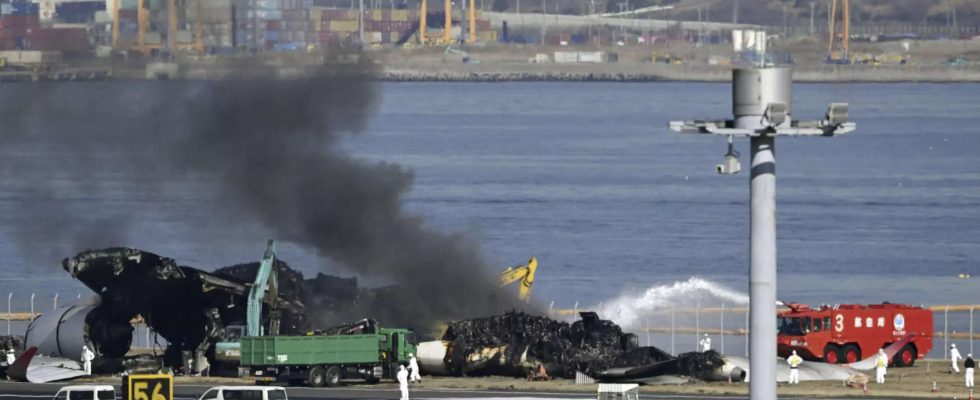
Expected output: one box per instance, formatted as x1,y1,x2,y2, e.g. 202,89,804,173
835,314,844,332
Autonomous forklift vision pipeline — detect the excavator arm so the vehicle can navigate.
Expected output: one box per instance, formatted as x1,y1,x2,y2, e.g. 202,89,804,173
246,239,277,337
496,257,537,302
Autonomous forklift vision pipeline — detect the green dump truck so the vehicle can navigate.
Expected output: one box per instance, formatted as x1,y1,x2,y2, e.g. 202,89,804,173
241,327,417,387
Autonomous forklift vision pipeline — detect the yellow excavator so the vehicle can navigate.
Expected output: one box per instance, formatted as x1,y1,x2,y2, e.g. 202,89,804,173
497,257,537,302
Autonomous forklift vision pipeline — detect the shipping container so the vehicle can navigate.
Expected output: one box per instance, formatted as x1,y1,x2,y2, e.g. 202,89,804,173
553,51,577,63
175,30,193,43
8,2,39,16
390,9,407,21
578,51,603,63
0,50,62,64
252,0,278,10
328,19,356,32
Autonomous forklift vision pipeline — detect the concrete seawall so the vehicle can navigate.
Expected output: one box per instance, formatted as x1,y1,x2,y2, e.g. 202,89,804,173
380,63,980,83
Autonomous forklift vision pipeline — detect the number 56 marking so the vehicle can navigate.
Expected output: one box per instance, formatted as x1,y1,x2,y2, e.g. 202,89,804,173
128,374,172,400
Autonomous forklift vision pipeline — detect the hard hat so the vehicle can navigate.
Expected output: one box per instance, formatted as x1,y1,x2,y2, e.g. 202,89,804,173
399,365,405,370
879,349,885,354
951,343,957,348
792,350,797,355
704,333,709,337
408,353,414,357
968,353,973,357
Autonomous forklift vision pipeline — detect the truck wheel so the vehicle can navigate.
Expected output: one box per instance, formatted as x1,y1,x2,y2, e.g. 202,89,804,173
842,344,861,364
308,367,326,388
824,345,841,364
894,345,916,367
324,366,341,387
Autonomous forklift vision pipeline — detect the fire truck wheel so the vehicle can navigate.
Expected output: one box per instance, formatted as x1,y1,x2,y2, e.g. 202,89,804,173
894,345,916,367
824,345,841,364
842,344,861,364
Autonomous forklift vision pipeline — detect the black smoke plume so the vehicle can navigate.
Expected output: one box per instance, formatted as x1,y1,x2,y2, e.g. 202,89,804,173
0,61,526,329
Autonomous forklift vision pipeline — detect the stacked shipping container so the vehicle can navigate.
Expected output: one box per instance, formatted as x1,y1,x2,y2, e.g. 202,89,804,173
310,7,490,46
235,0,310,50
187,0,234,48
55,1,105,23
0,0,89,52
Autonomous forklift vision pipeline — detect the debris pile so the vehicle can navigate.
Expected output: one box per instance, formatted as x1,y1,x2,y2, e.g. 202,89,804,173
0,335,23,351
440,311,674,378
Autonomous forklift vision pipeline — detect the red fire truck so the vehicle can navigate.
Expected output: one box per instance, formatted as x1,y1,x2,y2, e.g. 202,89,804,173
776,303,933,367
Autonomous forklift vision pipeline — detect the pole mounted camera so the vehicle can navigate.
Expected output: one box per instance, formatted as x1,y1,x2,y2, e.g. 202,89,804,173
667,67,856,400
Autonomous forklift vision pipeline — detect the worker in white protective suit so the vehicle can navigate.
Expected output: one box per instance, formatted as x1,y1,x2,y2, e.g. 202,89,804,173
80,345,95,375
874,349,888,384
396,364,409,400
786,350,803,384
408,353,422,383
964,353,974,388
699,334,712,352
951,343,963,373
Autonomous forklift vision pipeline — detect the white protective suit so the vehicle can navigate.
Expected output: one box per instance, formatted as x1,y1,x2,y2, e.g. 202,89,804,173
786,351,803,384
875,349,888,384
396,365,409,400
699,334,712,352
81,345,95,375
408,354,421,383
5,349,14,366
965,354,974,388
951,344,962,373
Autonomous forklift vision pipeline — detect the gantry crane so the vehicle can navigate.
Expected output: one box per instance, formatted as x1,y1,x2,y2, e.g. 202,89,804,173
497,257,538,302
112,0,204,55
418,0,477,45
827,0,850,64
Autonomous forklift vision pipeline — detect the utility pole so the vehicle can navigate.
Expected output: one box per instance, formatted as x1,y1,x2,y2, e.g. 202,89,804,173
668,67,856,400
358,0,364,47
810,2,816,36
696,6,702,46
540,0,546,45
782,4,787,36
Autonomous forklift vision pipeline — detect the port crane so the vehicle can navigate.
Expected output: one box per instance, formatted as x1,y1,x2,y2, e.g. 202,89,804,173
827,0,850,64
497,257,538,302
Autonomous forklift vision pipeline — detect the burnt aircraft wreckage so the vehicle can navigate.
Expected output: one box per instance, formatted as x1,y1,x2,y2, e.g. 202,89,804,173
417,311,746,384
15,246,858,385
21,246,374,379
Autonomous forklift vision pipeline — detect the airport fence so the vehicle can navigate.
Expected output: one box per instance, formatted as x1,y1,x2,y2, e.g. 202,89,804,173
1,292,976,360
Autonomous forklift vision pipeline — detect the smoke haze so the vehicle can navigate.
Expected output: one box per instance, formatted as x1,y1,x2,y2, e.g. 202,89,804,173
0,63,525,329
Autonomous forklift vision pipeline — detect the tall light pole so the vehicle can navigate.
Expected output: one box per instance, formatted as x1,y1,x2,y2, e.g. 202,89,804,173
810,2,816,36
669,67,855,400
